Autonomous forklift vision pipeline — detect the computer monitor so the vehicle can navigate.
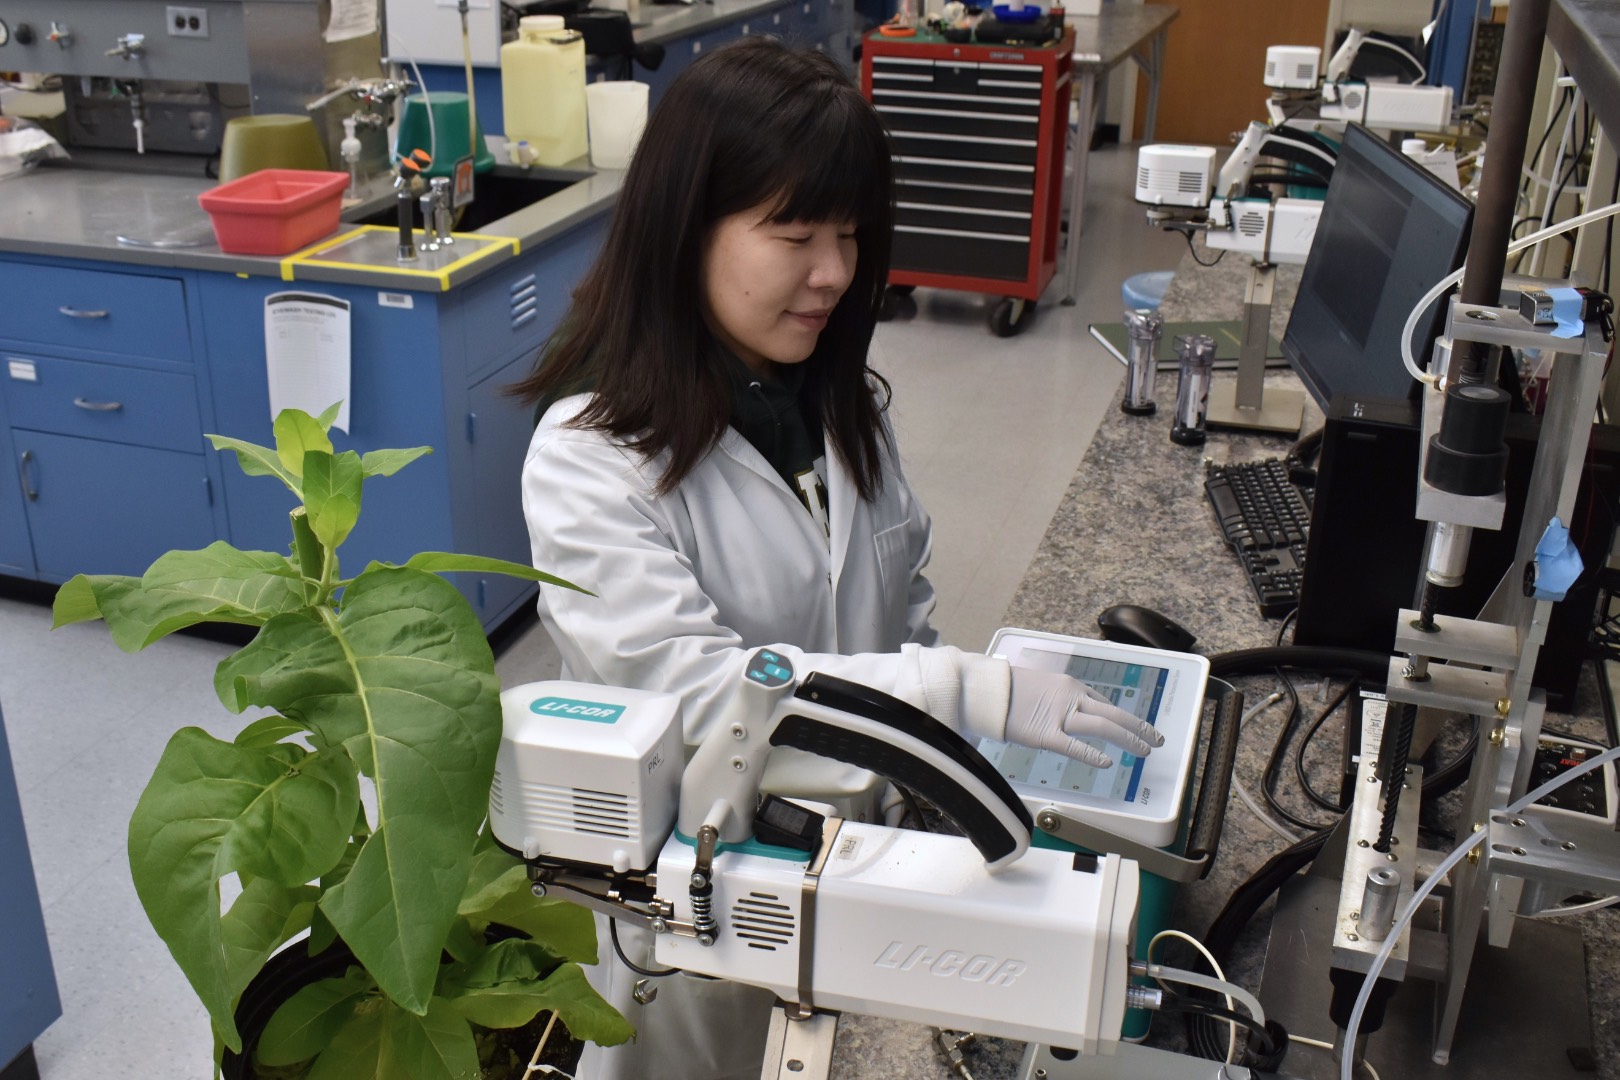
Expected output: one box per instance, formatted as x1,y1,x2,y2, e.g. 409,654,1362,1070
1282,123,1475,409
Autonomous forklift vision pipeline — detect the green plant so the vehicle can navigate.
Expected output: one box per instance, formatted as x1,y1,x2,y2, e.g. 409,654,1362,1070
53,406,633,1078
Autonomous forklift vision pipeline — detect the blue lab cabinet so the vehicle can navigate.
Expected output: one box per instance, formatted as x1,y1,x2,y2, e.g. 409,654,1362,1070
0,212,609,632
0,703,61,1076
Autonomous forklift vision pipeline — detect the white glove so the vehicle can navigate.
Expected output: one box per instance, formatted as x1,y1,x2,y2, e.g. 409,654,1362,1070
1005,666,1164,769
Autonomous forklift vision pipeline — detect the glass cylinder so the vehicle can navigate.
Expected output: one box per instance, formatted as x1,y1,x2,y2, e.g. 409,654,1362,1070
1121,308,1162,416
1170,333,1216,446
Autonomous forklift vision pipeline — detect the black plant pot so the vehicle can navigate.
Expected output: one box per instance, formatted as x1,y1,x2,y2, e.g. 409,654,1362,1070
220,931,585,1080
220,938,359,1080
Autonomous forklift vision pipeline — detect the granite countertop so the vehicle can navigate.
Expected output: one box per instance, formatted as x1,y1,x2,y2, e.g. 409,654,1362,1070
0,156,623,291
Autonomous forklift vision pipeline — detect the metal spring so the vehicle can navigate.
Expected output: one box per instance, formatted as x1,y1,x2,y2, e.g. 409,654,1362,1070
690,892,716,935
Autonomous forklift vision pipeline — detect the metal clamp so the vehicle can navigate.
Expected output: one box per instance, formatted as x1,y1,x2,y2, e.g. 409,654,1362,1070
790,817,843,1020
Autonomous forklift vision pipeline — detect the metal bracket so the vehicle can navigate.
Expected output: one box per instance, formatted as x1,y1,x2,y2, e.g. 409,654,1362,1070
788,817,843,1020
1033,810,1208,884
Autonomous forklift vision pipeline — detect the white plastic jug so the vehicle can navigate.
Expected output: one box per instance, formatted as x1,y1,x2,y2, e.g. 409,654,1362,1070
585,81,649,169
501,15,589,167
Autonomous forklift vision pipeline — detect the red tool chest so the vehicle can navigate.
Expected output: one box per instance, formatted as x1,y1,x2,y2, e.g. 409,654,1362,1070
861,27,1074,336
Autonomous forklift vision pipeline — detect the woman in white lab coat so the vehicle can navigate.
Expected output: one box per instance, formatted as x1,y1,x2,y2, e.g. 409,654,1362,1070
512,38,1161,1080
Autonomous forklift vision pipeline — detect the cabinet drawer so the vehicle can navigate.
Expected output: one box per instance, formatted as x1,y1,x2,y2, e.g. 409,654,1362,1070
4,355,201,453
893,226,1030,281
0,263,190,363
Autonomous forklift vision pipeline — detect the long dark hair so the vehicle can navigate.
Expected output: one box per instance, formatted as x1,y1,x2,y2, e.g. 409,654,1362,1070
507,38,895,499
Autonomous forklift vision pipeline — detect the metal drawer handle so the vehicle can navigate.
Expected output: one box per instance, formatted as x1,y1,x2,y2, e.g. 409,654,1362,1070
73,397,124,412
19,450,37,501
58,306,110,319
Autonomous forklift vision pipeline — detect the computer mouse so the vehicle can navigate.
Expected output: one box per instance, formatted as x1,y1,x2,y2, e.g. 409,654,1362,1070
1096,604,1198,653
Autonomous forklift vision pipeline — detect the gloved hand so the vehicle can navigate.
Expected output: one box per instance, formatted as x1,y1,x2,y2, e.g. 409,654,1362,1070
1006,666,1164,769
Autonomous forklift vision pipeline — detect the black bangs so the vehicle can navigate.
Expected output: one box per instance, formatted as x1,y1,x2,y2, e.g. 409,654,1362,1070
703,46,893,230
761,90,892,229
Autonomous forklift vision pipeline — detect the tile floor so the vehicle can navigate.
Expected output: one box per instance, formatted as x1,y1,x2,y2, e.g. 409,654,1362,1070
0,142,1187,1078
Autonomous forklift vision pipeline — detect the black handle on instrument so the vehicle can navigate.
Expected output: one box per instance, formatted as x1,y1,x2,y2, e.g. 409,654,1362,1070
772,673,1033,867
1181,681,1243,876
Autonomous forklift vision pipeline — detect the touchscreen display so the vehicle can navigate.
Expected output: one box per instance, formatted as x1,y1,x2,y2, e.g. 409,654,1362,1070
975,647,1169,804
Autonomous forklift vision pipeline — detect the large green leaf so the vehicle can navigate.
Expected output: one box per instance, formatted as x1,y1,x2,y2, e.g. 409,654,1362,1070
361,447,433,478
275,410,334,479
460,866,598,965
208,434,300,495
306,997,481,1080
257,969,374,1067
128,731,359,1050
214,566,500,1015
398,552,592,595
52,545,306,652
443,947,633,1046
303,450,364,551
220,879,319,1005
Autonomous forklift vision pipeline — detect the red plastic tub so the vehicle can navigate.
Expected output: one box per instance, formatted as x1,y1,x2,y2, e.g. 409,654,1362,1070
198,169,350,256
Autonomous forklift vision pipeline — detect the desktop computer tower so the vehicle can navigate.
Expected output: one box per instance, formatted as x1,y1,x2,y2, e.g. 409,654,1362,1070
1294,395,1620,712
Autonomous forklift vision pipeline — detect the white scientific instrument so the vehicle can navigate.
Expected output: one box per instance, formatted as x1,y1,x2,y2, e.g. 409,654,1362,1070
489,650,1146,1063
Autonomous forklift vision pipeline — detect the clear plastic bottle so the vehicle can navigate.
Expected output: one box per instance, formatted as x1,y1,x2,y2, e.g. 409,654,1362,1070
500,15,589,167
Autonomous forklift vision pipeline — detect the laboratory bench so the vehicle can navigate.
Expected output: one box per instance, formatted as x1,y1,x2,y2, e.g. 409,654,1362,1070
0,158,622,632
829,250,1620,1079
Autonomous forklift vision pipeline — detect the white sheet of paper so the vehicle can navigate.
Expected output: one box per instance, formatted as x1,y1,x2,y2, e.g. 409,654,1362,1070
324,0,378,42
264,292,352,432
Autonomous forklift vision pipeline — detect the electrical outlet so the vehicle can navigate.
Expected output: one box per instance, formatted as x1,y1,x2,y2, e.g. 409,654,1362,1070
166,6,208,37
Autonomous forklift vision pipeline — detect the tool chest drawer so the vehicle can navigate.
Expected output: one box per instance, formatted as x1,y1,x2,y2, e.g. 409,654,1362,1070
3,354,202,453
0,262,191,363
869,55,1044,98
892,227,1029,281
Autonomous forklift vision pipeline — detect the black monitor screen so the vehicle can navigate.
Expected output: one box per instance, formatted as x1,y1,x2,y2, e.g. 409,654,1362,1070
1282,124,1474,408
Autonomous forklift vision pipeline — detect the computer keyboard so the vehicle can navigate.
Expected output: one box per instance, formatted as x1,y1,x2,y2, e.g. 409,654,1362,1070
1204,458,1313,617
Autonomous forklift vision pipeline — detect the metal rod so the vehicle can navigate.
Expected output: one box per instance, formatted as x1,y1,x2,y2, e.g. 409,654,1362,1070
1456,0,1551,380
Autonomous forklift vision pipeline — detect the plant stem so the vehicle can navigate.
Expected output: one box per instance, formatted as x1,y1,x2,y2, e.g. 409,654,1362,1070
289,508,326,605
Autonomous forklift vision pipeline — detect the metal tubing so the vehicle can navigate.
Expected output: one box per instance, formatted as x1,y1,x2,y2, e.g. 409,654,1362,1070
1425,521,1474,588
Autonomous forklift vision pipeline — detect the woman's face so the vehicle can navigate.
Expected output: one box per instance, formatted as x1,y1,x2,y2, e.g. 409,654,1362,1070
701,205,858,373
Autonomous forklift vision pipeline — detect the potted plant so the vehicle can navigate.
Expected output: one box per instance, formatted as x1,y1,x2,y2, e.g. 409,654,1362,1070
52,406,633,1078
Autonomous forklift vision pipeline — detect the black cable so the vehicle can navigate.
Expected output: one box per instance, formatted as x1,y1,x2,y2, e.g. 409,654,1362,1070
609,918,681,978
1174,227,1227,267
1295,676,1359,811
1163,997,1280,1057
1521,84,1573,212
1259,615,1341,832
1180,826,1333,1059
1595,653,1620,751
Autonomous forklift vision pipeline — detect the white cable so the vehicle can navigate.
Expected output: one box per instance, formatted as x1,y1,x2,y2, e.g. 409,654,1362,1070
1291,1034,1383,1080
1263,130,1338,173
1148,930,1238,1064
1399,199,1620,384
1233,692,1305,843
1339,743,1620,1080
1357,35,1427,83
1518,894,1620,919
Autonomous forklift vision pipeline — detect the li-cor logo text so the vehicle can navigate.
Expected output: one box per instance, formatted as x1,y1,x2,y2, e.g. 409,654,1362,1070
874,942,1026,986
529,696,625,724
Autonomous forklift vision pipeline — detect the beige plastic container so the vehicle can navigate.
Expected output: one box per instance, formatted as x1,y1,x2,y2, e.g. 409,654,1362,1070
585,81,649,169
501,15,589,166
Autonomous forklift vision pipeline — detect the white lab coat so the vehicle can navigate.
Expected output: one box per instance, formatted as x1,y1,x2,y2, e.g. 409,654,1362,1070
521,392,1012,1079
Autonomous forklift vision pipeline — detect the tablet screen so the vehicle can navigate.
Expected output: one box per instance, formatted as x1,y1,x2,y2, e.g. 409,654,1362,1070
974,646,1170,804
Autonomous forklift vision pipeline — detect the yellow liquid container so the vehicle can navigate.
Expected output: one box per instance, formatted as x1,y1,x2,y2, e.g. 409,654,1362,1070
501,15,589,166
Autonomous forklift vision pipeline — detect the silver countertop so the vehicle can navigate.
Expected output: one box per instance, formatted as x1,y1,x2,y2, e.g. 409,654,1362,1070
0,158,623,291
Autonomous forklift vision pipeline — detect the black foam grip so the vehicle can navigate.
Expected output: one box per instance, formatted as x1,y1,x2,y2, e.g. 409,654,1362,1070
1183,683,1243,875
775,673,1033,859
771,715,1024,864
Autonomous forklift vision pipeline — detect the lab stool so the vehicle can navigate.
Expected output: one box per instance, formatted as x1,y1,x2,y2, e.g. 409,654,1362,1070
1121,269,1174,311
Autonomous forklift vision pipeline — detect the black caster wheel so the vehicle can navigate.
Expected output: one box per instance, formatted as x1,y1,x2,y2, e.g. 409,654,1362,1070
989,297,1035,337
877,285,916,322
